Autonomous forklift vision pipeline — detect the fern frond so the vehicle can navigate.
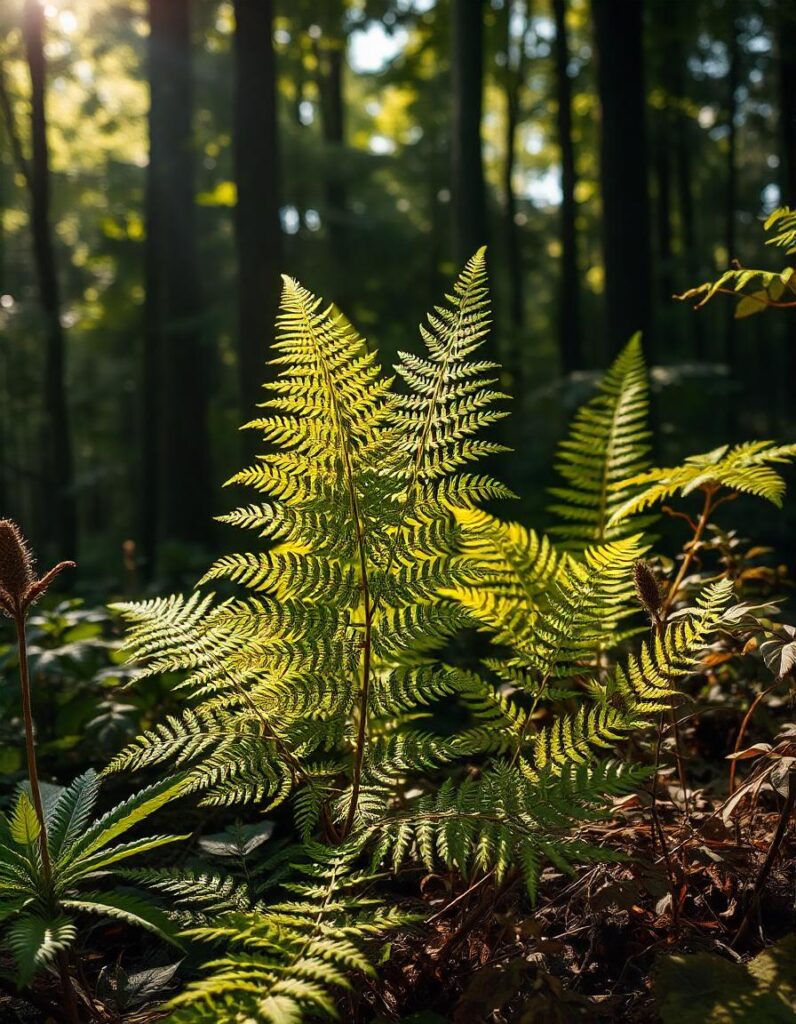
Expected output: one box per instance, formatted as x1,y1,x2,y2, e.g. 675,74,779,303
548,334,653,548
371,760,647,902
167,844,413,1024
609,441,796,523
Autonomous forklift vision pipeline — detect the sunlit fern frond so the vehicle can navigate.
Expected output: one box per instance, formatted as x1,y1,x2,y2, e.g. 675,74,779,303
529,576,736,772
548,333,654,548
609,440,796,524
113,257,509,839
166,843,414,1024
369,760,647,903
675,207,796,317
473,535,644,682
445,507,569,639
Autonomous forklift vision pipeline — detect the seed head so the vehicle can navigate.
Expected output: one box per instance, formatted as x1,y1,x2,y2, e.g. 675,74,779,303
0,520,34,606
634,560,662,619
0,519,74,617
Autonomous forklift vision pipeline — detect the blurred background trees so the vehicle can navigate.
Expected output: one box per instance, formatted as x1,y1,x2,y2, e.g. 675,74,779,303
0,0,793,581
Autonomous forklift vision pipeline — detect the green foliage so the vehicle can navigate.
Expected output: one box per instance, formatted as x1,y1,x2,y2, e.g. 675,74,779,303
548,333,654,548
110,253,511,836
654,933,796,1023
165,843,414,1024
676,207,796,317
0,770,187,987
106,265,789,1022
609,441,796,522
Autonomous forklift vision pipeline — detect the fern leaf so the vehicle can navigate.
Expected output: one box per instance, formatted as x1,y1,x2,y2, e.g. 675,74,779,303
549,333,653,547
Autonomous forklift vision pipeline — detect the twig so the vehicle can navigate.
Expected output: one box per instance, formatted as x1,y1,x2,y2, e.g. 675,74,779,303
728,682,779,795
732,763,796,947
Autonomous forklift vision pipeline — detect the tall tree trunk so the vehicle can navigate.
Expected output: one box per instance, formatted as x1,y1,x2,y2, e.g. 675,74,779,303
145,0,210,559
233,0,283,456
780,4,796,206
452,0,487,267
503,0,529,331
592,0,652,356
667,9,705,359
313,1,348,273
777,4,796,398
553,0,582,372
725,10,739,364
22,0,76,559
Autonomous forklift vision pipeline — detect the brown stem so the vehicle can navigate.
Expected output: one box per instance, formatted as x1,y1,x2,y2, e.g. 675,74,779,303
732,763,796,947
650,796,680,929
729,682,779,796
15,612,80,1024
660,486,714,620
56,951,80,1024
15,611,51,881
657,487,717,817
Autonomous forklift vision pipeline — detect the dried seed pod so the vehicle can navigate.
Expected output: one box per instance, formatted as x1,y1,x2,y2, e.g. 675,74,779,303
634,560,662,619
0,520,35,606
0,519,74,615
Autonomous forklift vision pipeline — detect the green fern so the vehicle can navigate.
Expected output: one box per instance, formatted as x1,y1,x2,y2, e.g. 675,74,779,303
609,440,796,524
548,333,654,548
104,264,769,1023
165,843,413,1024
675,206,796,317
111,252,510,840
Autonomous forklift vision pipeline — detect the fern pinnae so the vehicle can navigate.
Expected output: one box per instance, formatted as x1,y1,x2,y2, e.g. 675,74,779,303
549,332,653,548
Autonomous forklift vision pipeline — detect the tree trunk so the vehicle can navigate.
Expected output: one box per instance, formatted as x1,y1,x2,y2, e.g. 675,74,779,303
725,8,739,364
233,0,283,457
452,0,488,267
313,0,348,270
145,0,210,558
22,0,77,560
777,5,796,397
668,9,705,359
780,4,796,206
553,0,582,372
503,0,528,331
592,0,652,356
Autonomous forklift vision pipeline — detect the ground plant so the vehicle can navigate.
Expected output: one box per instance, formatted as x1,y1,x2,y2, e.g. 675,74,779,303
2,247,793,1022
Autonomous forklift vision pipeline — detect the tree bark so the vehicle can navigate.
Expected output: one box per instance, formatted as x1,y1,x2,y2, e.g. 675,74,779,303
452,0,488,267
503,0,529,331
313,0,348,269
233,0,283,456
725,6,739,364
592,0,652,356
553,0,582,372
22,0,77,559
780,4,796,206
145,0,210,559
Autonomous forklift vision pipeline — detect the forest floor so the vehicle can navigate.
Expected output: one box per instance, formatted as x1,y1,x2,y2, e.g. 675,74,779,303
368,770,796,1022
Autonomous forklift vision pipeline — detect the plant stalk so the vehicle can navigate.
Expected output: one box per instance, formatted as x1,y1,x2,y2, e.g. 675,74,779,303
15,612,80,1024
14,611,52,881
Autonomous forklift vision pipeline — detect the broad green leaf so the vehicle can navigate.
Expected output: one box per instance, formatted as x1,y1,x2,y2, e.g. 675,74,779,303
10,793,41,847
7,913,76,987
49,769,100,861
65,833,189,881
65,776,186,864
62,891,182,948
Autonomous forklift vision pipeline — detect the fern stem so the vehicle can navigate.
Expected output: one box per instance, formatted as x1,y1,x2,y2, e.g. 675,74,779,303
661,486,715,619
659,487,716,816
